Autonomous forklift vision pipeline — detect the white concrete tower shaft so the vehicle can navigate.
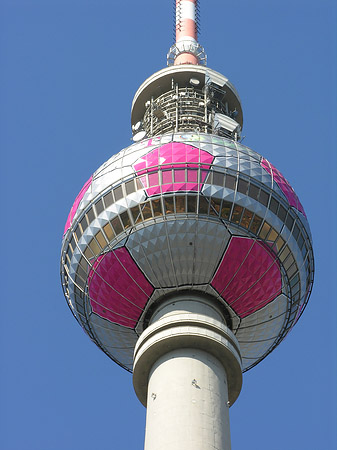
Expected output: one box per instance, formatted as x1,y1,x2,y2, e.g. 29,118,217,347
133,293,242,450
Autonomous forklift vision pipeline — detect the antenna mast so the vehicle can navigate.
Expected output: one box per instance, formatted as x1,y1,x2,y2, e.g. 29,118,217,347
167,0,207,66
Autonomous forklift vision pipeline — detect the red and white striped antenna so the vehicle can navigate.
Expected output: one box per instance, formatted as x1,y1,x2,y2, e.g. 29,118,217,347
167,0,207,66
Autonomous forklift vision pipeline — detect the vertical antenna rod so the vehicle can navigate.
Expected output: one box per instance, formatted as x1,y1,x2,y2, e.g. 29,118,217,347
167,0,207,66
175,0,198,65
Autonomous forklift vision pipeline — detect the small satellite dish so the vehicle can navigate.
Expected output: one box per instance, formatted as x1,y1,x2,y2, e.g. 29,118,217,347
133,130,147,142
189,77,200,86
133,121,142,132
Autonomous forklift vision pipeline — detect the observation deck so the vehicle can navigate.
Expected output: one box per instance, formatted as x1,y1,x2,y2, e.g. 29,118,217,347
131,65,243,141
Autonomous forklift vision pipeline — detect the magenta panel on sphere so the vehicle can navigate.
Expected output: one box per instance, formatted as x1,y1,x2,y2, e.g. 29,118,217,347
211,237,282,318
261,158,306,216
88,248,153,328
64,176,93,234
134,142,213,196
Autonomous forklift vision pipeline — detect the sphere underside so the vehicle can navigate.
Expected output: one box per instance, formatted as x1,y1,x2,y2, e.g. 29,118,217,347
60,132,314,372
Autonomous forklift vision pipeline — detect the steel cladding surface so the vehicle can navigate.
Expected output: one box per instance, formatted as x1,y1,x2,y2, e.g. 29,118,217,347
60,132,314,372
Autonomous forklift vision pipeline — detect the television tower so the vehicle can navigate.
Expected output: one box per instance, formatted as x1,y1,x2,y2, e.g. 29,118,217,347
60,1,314,449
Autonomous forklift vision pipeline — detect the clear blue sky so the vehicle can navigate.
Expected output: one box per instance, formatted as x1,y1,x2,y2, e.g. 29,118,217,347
1,1,336,449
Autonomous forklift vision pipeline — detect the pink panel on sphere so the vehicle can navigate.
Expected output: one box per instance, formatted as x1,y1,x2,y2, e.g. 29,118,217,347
147,185,162,196
148,172,159,186
88,247,153,328
162,170,173,184
211,237,281,318
133,142,213,195
261,158,306,217
174,169,185,182
187,170,198,182
64,176,93,234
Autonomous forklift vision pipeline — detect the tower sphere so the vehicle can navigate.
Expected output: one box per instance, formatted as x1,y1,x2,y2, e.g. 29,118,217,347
60,65,314,374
